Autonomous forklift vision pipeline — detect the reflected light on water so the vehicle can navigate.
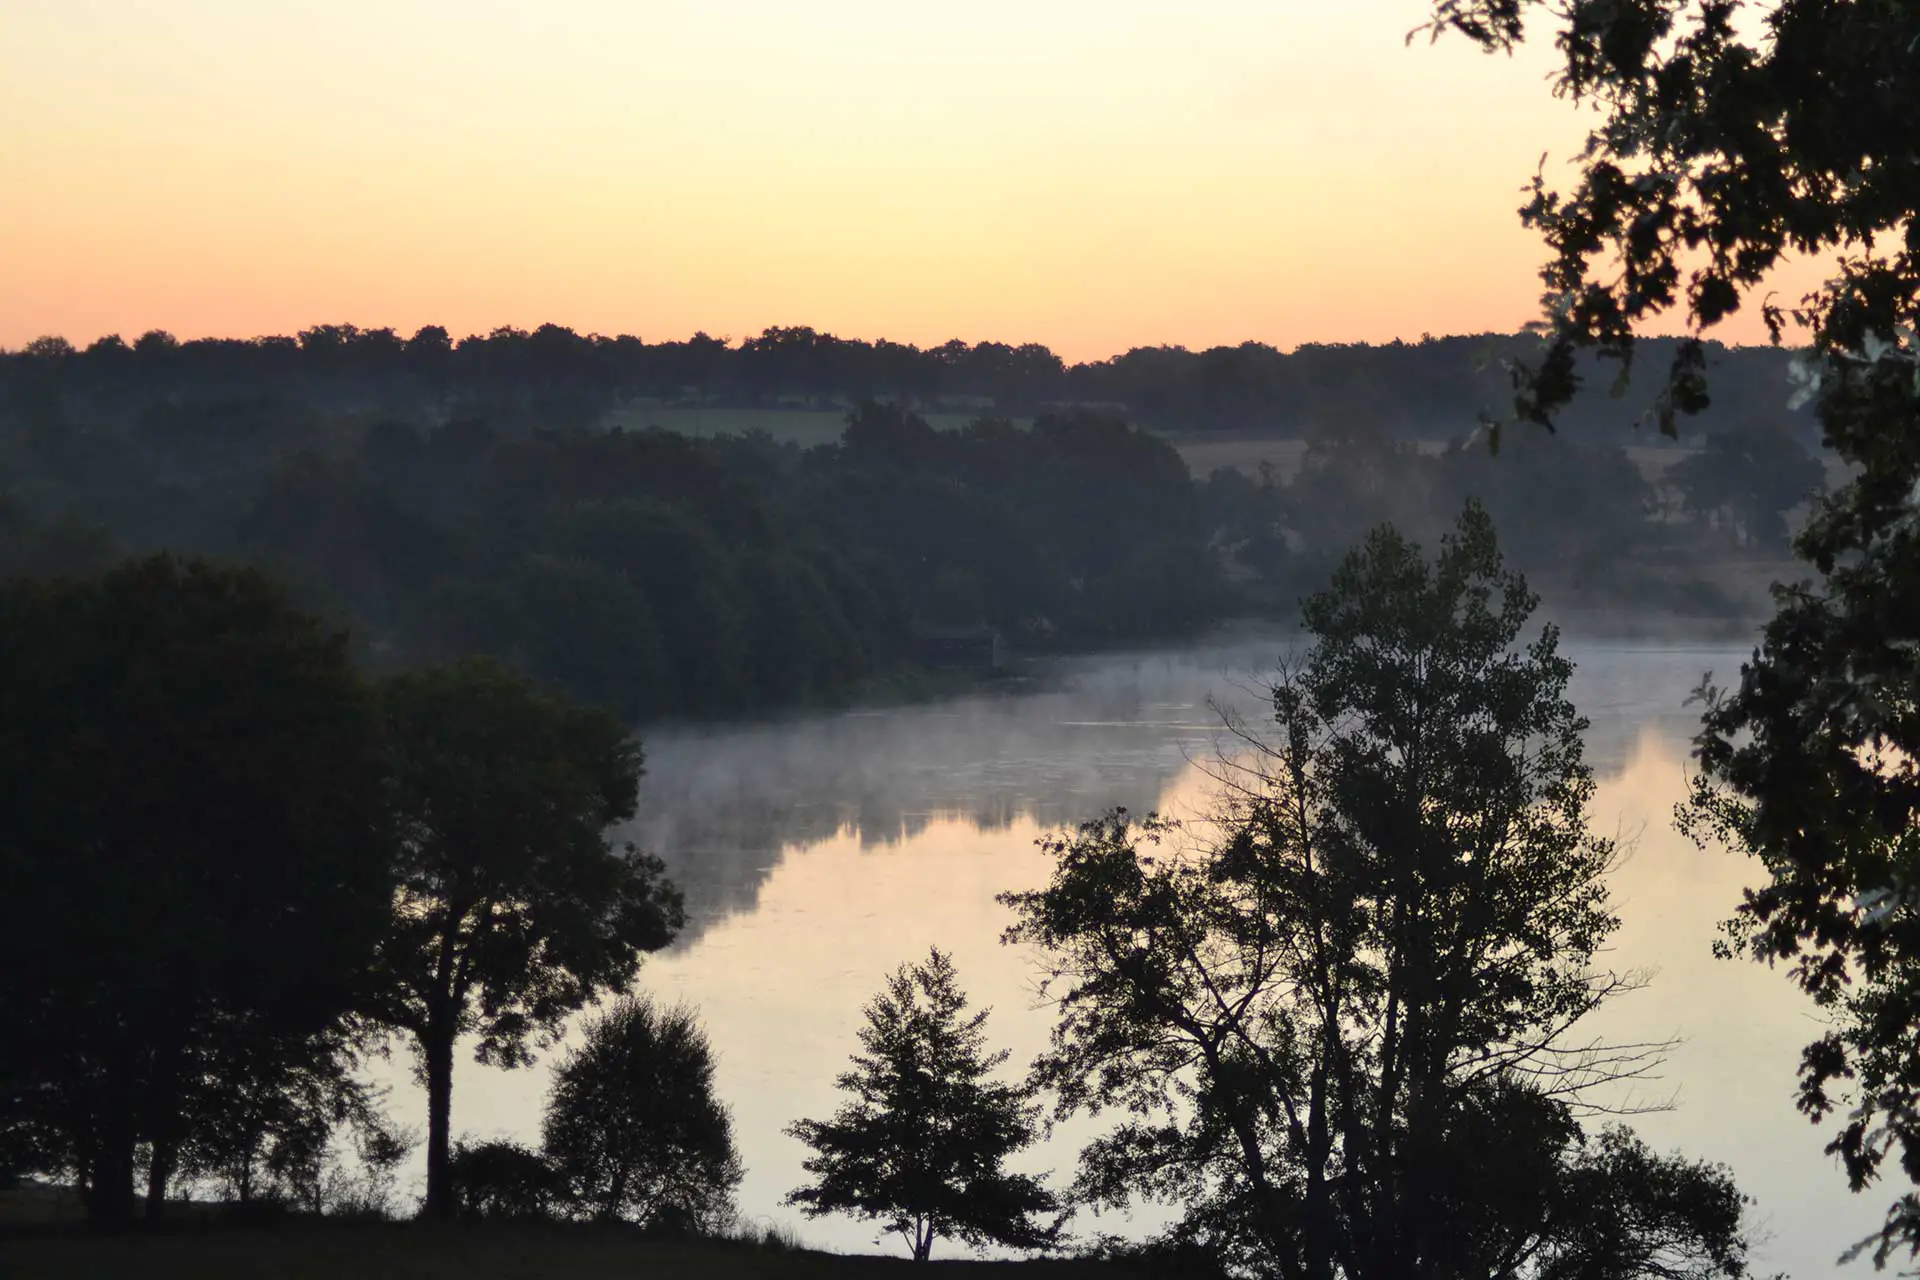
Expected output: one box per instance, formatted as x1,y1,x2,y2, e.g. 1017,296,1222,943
1582,728,1871,1277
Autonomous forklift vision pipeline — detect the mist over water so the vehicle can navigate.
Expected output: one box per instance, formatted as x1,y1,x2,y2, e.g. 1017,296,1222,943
391,627,1876,1274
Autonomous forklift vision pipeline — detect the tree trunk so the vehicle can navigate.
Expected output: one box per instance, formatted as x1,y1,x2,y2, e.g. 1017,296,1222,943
1304,1062,1334,1280
145,1137,176,1219
421,1019,457,1220
87,1109,138,1225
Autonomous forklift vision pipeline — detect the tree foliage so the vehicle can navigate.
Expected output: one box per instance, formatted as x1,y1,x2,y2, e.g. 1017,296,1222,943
1426,0,1920,436
448,1139,565,1222
1002,506,1758,1279
171,1025,383,1212
785,948,1059,1261
1430,0,1920,1265
1,321,1798,435
542,996,742,1231
0,556,392,1222
370,658,684,1219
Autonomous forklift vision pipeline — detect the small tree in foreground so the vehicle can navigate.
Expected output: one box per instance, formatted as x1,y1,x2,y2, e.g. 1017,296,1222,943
543,996,741,1231
786,948,1059,1261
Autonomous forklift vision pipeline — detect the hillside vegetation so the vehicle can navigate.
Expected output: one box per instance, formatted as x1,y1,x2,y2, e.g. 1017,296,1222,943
0,326,1821,720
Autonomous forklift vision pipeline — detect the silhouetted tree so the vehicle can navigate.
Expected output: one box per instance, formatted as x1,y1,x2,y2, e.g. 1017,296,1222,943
0,557,391,1222
1426,0,1917,435
369,659,684,1219
1436,1,1920,1264
786,948,1058,1261
172,1027,379,1210
543,996,741,1231
1003,506,1758,1278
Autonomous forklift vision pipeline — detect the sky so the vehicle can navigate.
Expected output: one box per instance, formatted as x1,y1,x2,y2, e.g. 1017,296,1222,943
0,1,1808,359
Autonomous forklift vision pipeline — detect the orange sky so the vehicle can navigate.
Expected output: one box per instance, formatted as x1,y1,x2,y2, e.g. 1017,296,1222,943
0,1,1811,360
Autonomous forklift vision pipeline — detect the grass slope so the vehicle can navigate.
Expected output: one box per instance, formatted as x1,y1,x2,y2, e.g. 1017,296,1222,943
0,1223,1132,1280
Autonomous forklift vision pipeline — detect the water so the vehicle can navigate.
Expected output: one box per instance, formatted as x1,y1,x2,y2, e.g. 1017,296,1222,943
396,628,1880,1276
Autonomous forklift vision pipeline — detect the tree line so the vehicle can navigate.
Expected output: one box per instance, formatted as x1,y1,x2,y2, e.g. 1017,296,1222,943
0,375,1825,728
4,324,1806,436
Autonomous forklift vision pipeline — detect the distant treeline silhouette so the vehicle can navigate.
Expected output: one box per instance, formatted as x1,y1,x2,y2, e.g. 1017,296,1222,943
4,324,1808,437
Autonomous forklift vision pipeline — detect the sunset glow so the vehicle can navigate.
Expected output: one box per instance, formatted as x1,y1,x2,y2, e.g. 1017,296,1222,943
0,0,1729,357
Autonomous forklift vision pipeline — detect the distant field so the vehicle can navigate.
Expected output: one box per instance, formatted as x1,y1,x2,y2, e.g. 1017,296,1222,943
1172,438,1449,482
600,405,981,445
0,1224,1127,1280
1172,435,1760,488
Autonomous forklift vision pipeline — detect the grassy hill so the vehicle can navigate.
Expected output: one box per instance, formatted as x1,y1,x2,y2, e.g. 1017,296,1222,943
0,1223,1141,1280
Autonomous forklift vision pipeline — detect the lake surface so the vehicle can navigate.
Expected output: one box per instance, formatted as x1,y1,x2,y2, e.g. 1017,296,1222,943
391,628,1881,1276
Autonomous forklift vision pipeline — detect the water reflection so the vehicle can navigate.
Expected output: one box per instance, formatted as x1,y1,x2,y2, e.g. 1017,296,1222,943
628,636,1297,941
419,633,1878,1276
630,633,1743,944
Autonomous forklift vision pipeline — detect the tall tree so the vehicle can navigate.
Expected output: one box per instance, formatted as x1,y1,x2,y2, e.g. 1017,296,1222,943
1002,505,1758,1279
0,557,391,1222
371,659,684,1220
542,996,742,1231
786,948,1059,1261
1432,0,1920,1265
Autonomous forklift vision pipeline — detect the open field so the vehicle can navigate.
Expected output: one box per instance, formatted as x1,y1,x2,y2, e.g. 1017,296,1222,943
0,1224,1136,1280
600,405,982,445
1170,436,1714,486
1169,433,1854,492
1171,437,1316,481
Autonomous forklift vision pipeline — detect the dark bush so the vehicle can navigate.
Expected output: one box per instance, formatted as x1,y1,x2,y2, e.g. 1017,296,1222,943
448,1139,562,1222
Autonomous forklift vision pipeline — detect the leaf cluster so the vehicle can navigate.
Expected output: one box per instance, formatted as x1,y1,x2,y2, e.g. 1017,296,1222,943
1427,0,1920,439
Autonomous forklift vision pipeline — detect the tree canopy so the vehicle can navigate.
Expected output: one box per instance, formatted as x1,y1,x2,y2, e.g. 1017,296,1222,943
0,556,391,1222
1427,0,1920,435
542,996,742,1232
370,658,684,1219
0,312,1815,724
